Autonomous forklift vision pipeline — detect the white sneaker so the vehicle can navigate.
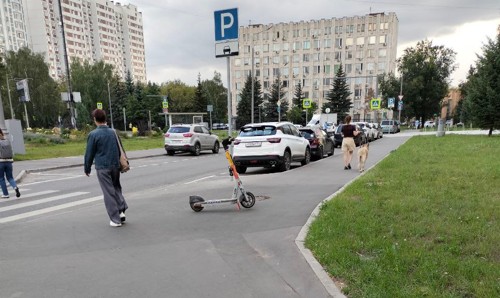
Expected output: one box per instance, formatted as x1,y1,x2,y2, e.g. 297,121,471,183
120,212,126,222
1,195,9,199
109,220,122,227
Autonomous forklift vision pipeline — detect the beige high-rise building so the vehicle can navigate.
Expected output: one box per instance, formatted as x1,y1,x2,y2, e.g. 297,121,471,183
231,12,398,122
24,0,146,83
0,0,29,55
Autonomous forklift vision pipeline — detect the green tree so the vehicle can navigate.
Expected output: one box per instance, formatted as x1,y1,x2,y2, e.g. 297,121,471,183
288,82,317,125
236,75,252,128
70,59,115,127
263,76,288,122
202,71,227,124
3,47,63,128
462,33,500,136
193,74,207,113
324,64,352,121
160,80,196,123
378,72,401,116
397,40,456,123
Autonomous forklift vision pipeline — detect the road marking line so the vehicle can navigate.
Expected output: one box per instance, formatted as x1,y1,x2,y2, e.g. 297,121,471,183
0,192,88,213
0,190,58,203
184,175,215,185
0,195,102,224
22,175,85,186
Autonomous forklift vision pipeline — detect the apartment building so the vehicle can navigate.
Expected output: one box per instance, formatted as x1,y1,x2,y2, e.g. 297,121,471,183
0,0,29,55
24,0,146,83
231,12,398,122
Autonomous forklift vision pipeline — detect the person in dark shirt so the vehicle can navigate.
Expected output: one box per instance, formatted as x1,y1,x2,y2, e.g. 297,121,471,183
341,115,359,170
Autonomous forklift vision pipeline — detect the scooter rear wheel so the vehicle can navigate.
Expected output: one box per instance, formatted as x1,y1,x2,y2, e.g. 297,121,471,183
240,191,255,209
190,203,204,212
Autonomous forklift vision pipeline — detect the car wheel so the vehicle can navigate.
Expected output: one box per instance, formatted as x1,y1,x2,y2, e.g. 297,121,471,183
278,151,291,172
327,144,334,156
167,150,175,156
317,146,324,160
192,143,201,156
235,166,247,174
212,141,219,154
301,148,311,166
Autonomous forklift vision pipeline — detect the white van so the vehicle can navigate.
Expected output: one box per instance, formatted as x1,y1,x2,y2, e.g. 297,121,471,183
380,120,398,134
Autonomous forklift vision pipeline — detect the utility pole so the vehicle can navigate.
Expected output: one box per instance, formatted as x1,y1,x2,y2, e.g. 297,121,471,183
57,0,75,128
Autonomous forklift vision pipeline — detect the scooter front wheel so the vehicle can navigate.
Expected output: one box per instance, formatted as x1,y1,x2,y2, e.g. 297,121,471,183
239,191,255,209
190,203,204,212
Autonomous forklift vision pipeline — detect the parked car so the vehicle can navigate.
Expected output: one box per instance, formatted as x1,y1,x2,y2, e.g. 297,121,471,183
164,124,220,156
370,122,383,139
232,122,311,173
299,126,334,160
380,120,398,134
424,120,435,128
354,122,375,142
212,123,228,130
333,124,367,148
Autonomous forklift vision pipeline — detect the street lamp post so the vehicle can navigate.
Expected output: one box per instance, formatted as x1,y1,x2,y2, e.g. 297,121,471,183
107,81,114,129
5,77,14,119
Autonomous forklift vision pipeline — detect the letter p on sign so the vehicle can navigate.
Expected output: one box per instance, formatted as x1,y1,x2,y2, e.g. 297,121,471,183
214,8,238,41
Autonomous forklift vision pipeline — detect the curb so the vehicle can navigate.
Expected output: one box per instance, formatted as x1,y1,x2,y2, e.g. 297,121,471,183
295,137,412,297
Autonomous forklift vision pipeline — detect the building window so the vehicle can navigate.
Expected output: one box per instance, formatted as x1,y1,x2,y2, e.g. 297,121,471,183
378,49,387,58
324,65,331,74
235,70,241,79
293,54,300,63
293,41,301,51
356,36,364,46
283,43,289,51
324,52,331,61
369,36,376,44
263,56,269,65
355,63,363,73
367,49,375,58
324,38,332,48
346,38,353,46
263,44,269,52
303,53,310,62
273,56,280,64
303,66,310,75
313,65,321,74
235,58,241,66
313,53,320,62
335,38,343,48
303,40,311,50
346,51,353,59
293,67,299,76
323,78,332,86
273,43,280,51
345,64,352,74
379,35,387,44
313,39,320,49
356,50,364,59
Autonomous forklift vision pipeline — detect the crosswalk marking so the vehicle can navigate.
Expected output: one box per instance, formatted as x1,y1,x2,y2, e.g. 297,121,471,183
0,191,88,213
0,195,102,224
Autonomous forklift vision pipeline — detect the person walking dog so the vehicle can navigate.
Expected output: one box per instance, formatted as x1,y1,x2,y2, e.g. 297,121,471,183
0,128,21,199
341,115,360,170
84,109,128,227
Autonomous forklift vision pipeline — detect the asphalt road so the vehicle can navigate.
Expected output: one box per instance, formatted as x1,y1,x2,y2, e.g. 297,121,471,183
0,134,413,297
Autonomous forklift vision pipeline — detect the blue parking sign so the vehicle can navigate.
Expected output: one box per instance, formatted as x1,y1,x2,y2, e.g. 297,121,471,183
214,8,238,41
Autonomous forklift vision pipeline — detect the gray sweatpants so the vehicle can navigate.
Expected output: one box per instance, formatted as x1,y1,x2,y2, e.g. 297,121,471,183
96,168,128,224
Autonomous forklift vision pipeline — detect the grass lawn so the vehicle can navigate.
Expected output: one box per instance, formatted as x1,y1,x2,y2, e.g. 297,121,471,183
305,135,500,297
14,137,164,161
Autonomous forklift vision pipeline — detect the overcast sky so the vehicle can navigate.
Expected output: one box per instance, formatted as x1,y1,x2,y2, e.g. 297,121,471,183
130,0,500,87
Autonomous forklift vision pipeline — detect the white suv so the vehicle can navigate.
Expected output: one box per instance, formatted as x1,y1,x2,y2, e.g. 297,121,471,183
232,122,311,173
164,124,219,156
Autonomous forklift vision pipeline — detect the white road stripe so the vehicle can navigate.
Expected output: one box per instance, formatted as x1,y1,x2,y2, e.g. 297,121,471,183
21,175,85,186
184,175,215,185
0,190,58,201
0,192,88,213
0,195,102,224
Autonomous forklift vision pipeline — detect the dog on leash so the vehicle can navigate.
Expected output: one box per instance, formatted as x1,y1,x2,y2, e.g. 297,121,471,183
357,143,369,172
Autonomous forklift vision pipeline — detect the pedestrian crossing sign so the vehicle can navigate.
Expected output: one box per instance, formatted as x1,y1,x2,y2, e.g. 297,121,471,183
303,98,312,109
370,98,381,110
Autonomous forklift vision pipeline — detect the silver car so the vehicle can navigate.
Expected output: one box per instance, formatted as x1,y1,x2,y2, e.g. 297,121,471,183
164,124,220,156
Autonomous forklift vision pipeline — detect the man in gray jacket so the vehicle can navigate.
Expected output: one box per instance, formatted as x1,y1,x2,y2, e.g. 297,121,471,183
84,109,128,227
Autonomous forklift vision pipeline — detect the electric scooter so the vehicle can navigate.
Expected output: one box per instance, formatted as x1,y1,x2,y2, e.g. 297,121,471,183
189,137,256,212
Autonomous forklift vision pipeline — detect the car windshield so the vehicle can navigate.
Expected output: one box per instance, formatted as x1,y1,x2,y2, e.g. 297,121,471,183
381,120,392,125
299,129,315,139
239,125,277,137
168,127,190,133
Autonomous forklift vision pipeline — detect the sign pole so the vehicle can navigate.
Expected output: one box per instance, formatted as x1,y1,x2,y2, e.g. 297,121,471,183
227,56,232,136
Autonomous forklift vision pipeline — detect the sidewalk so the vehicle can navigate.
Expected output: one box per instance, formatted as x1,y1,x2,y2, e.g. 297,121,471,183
14,148,166,183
